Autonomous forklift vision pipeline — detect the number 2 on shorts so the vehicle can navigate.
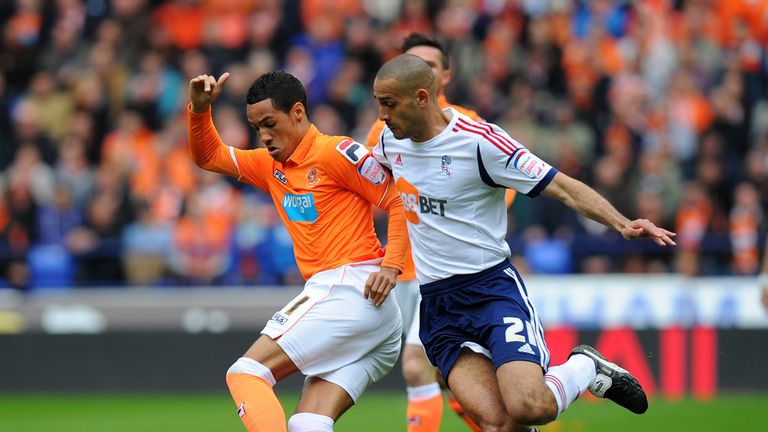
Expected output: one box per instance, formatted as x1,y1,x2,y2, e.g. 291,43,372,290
503,316,537,346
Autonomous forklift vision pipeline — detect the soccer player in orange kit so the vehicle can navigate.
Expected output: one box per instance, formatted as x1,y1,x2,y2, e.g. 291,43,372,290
365,33,513,432
188,71,409,432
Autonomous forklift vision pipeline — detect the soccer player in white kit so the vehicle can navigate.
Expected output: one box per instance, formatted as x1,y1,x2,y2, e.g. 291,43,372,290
365,32,505,432
371,54,677,431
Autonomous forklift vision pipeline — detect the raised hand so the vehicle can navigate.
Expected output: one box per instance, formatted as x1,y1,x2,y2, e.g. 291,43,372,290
189,72,230,113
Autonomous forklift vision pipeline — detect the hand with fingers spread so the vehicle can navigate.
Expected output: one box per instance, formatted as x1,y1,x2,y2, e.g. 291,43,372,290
620,218,677,246
364,266,399,307
189,72,230,113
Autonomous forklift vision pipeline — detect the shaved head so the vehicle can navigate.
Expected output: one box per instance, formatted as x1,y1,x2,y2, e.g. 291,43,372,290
374,53,449,142
375,54,436,97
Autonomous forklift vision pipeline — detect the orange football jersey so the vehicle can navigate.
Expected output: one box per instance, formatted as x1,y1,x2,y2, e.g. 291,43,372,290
189,107,408,281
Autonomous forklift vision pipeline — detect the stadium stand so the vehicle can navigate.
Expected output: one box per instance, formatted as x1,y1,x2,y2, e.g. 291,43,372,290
0,0,766,289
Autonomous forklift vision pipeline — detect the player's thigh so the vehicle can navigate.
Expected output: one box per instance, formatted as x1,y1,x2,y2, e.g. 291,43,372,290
263,268,402,377
279,285,400,375
243,335,300,381
295,376,355,421
447,349,513,429
312,329,401,403
496,360,556,422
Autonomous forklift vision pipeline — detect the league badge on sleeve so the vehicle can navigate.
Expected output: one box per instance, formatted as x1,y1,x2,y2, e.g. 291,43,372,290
336,139,369,165
512,150,547,180
358,156,388,185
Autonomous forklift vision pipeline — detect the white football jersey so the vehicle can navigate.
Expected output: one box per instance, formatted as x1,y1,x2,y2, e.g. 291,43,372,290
373,108,558,284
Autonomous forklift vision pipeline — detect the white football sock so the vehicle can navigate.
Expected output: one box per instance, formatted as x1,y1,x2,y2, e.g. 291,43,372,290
544,353,596,416
406,382,441,402
288,412,334,432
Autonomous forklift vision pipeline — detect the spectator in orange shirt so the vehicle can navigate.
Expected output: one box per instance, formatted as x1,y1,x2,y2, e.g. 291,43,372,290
188,70,409,432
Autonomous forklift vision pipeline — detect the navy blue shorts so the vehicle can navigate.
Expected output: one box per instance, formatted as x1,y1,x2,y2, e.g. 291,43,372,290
419,260,550,382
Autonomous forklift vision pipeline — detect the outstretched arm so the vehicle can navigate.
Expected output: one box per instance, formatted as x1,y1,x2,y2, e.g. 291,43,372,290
541,172,677,246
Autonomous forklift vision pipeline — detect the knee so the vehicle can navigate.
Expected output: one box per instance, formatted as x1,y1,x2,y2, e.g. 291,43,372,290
226,357,276,389
505,393,558,426
401,356,433,386
472,416,514,432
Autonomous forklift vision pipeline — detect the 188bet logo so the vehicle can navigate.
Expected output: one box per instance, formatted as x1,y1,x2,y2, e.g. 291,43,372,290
396,177,447,224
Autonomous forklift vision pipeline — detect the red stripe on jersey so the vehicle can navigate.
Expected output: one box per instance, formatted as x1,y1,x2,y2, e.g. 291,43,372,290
457,117,519,153
460,117,521,151
455,121,515,155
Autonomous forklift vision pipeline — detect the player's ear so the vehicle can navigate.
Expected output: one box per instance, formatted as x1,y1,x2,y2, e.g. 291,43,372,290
291,102,305,121
416,88,429,107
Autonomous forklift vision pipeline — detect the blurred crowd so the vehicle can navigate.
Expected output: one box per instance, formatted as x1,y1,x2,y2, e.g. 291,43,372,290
0,0,766,290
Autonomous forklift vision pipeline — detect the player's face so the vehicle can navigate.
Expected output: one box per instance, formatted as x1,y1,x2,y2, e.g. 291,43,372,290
373,78,424,140
404,45,451,97
247,99,304,162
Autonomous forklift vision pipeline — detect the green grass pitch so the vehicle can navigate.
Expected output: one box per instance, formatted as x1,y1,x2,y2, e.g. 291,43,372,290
0,393,765,431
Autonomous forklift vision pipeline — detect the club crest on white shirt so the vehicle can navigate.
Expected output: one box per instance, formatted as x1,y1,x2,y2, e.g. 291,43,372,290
441,155,452,176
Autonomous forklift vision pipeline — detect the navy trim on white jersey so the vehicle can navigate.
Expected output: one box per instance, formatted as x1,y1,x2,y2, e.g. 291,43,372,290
477,145,504,188
526,167,558,198
378,130,387,160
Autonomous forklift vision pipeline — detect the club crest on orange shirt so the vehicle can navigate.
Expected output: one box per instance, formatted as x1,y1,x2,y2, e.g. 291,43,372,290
306,166,319,187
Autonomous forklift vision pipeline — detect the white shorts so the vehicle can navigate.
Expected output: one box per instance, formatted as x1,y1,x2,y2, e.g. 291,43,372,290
262,260,403,402
393,279,422,346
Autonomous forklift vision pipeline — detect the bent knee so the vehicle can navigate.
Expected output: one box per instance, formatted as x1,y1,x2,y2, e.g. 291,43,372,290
226,358,277,388
402,362,432,384
473,416,514,432
506,397,558,426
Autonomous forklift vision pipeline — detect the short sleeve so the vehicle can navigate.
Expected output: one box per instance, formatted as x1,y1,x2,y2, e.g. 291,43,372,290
475,122,557,197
